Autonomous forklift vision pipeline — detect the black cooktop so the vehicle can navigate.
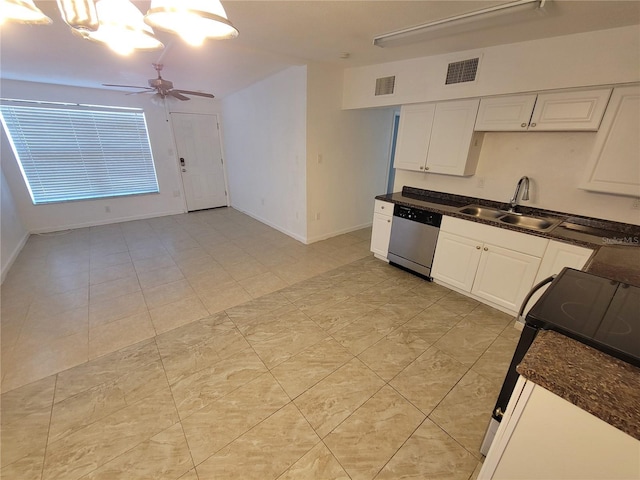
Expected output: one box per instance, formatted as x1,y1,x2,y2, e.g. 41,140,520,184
526,268,640,367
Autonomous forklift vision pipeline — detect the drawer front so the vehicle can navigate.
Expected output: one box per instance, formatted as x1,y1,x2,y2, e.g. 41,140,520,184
374,199,393,216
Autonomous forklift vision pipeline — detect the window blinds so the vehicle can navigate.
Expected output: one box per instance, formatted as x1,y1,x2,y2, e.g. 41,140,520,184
0,102,159,205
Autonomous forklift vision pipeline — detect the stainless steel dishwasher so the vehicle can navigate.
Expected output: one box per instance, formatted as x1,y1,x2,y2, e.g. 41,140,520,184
387,205,442,279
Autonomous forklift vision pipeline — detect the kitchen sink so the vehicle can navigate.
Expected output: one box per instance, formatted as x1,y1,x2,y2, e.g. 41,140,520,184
498,214,559,231
458,205,503,219
458,204,561,231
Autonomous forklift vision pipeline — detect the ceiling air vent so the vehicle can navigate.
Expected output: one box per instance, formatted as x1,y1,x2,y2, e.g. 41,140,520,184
375,76,396,96
445,58,479,85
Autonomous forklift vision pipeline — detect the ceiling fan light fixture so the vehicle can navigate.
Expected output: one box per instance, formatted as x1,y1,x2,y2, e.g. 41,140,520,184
85,0,164,55
56,0,99,34
145,0,238,47
0,0,52,25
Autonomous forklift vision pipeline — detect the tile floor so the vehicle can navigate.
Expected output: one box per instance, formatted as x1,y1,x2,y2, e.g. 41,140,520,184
1,207,521,480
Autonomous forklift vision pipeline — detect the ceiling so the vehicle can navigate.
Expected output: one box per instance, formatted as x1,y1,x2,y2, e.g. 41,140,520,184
1,1,639,98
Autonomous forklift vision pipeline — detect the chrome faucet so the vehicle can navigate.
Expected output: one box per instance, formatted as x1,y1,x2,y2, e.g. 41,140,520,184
508,176,530,213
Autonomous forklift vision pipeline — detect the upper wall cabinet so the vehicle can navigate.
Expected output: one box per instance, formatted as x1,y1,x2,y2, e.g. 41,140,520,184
394,98,484,176
475,88,612,131
579,85,640,197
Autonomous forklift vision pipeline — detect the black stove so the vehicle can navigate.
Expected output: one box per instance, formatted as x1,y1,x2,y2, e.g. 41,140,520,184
526,267,640,367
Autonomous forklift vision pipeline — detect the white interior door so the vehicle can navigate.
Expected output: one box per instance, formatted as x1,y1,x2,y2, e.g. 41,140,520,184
171,113,227,211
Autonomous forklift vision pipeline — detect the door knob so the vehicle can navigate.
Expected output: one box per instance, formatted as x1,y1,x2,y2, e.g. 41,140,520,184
180,157,185,166
181,168,186,172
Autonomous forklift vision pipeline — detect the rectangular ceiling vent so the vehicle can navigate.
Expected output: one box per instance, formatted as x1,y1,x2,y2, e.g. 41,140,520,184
445,58,480,85
375,76,396,96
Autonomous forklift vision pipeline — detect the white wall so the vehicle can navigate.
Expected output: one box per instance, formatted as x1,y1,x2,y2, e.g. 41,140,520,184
394,131,640,225
0,79,222,233
343,25,640,109
306,63,394,242
1,166,28,281
221,66,308,242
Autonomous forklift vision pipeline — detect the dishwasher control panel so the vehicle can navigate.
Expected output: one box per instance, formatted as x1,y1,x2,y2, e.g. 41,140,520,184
393,205,442,227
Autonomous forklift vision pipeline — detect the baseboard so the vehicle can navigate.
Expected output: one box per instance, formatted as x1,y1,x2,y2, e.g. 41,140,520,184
1,231,30,284
230,206,308,244
29,209,186,234
305,221,372,245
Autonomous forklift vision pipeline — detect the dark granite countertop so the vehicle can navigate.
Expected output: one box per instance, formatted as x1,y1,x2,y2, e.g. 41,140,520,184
517,330,640,441
376,186,640,285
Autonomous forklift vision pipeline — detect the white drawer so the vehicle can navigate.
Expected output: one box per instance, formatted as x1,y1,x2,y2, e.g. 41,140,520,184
374,200,393,216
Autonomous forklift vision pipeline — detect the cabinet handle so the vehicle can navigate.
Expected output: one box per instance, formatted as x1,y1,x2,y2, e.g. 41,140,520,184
521,123,527,128
484,247,489,251
387,219,391,223
425,166,430,171
476,245,481,250
419,166,424,170
381,205,384,209
530,122,537,127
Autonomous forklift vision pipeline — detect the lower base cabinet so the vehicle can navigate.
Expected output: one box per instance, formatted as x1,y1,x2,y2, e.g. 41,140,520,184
480,378,640,480
370,200,393,260
432,217,547,314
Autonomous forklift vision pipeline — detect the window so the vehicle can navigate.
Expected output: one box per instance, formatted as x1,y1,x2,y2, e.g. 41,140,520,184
0,101,159,205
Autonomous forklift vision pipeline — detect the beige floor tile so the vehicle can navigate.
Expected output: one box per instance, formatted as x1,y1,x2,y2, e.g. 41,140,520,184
49,359,168,443
310,298,374,333
429,370,501,459
28,287,89,318
89,291,147,327
169,348,268,418
375,419,478,480
131,252,174,271
182,373,290,464
0,408,51,468
277,442,350,480
271,337,354,399
223,258,270,281
142,279,197,310
471,334,519,390
435,291,480,316
433,319,500,367
2,332,89,393
89,262,136,286
294,359,384,438
465,304,515,334
19,306,88,344
42,387,178,480
390,347,468,415
358,335,426,382
88,312,156,360
324,386,425,480
0,447,46,480
54,339,159,402
0,375,56,426
238,271,288,298
137,265,185,290
195,403,319,480
198,283,252,315
331,309,408,356
79,423,193,480
89,276,140,304
89,251,131,270
149,296,209,335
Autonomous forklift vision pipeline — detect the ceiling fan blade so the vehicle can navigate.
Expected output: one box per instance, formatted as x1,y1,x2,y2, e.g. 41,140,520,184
173,89,215,99
103,83,154,90
125,90,155,96
168,91,190,101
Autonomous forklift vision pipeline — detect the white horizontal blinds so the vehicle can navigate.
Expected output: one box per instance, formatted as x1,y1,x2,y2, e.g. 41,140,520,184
0,103,159,204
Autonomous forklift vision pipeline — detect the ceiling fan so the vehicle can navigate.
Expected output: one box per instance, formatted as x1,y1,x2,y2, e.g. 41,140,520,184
103,64,215,101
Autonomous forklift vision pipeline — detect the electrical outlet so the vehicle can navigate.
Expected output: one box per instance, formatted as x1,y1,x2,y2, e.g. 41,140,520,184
632,198,640,210
315,212,321,221
477,177,485,189
317,153,323,164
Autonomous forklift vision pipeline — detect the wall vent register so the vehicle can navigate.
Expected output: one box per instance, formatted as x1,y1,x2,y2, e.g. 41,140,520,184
445,57,479,85
375,76,396,96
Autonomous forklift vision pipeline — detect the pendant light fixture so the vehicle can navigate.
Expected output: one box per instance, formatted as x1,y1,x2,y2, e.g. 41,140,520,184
56,0,99,34
0,0,51,25
145,0,238,47
83,0,163,55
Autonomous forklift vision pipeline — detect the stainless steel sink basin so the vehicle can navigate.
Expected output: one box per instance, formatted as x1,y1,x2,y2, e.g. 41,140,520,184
458,205,503,219
498,214,558,231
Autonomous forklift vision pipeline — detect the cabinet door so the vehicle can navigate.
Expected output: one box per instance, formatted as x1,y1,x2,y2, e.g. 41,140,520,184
579,85,640,196
393,103,435,171
475,94,537,131
426,98,481,175
431,231,482,292
370,212,392,259
472,244,541,313
529,88,612,131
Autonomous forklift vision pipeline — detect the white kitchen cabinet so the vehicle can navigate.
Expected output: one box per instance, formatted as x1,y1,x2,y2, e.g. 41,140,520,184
432,216,548,314
475,94,538,131
394,99,483,176
370,200,393,260
430,231,482,291
475,88,612,131
579,85,640,197
480,379,640,480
